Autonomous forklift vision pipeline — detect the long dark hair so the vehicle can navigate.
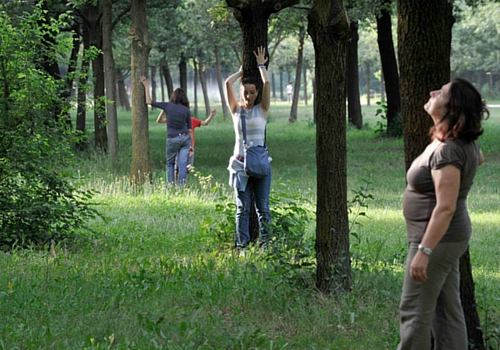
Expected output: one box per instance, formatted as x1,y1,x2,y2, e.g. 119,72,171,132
170,88,190,108
431,78,489,141
241,76,262,105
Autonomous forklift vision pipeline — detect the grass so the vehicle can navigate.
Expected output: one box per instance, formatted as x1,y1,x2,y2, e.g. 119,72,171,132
1,100,499,349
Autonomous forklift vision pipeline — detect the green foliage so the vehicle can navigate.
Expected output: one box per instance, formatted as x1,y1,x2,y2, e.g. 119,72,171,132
374,100,388,136
0,5,99,249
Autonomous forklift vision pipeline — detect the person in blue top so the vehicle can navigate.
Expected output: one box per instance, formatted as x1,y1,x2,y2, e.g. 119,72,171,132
140,76,193,185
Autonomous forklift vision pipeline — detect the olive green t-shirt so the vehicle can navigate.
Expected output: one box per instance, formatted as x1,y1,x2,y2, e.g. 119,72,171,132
403,139,480,243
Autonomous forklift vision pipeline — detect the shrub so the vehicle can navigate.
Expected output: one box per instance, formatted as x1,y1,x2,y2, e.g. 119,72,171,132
0,5,99,249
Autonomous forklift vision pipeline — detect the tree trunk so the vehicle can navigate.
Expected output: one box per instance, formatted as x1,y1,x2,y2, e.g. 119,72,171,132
198,57,211,118
129,0,152,185
347,20,362,129
280,71,284,101
308,0,351,293
161,59,174,99
365,62,371,107
289,25,305,123
76,56,89,150
193,58,199,118
271,72,276,98
151,66,157,108
398,0,449,171
459,248,485,350
81,2,108,151
103,0,119,162
303,63,308,106
377,0,401,137
179,54,187,92
214,45,230,120
116,68,131,112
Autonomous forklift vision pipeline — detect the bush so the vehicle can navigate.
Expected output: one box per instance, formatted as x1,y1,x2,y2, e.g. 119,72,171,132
0,5,99,249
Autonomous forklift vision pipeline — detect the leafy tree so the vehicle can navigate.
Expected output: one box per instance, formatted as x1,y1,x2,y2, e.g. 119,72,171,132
308,0,351,293
0,5,98,248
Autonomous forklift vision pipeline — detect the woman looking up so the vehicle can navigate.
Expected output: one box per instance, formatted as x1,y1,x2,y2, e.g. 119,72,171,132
225,46,272,249
397,78,488,349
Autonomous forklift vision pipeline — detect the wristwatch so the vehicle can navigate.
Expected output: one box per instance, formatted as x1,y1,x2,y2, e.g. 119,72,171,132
418,244,432,256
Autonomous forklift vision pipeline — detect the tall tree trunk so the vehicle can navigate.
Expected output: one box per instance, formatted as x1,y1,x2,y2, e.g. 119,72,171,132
376,0,401,137
160,59,174,99
214,45,230,120
289,25,305,123
303,63,308,106
116,68,131,112
460,249,485,349
398,0,449,170
151,66,157,108
271,72,276,98
81,2,107,151
103,0,119,162
179,54,187,92
159,68,165,101
193,58,199,118
77,56,89,150
308,0,351,293
280,71,284,101
198,57,211,118
130,0,152,185
365,63,371,107
347,20,362,129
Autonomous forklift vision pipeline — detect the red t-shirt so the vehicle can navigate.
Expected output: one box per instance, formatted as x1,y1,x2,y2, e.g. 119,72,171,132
191,117,202,143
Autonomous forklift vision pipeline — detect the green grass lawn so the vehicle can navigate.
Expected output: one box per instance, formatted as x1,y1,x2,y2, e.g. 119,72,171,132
1,101,499,349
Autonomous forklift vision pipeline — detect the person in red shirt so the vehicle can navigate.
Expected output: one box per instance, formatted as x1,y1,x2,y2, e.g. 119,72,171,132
157,108,216,184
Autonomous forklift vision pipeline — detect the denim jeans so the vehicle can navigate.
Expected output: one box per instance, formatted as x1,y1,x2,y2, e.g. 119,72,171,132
166,134,190,185
234,170,272,247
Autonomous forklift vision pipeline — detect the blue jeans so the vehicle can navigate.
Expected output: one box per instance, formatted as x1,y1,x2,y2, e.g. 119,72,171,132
166,134,190,185
234,171,272,247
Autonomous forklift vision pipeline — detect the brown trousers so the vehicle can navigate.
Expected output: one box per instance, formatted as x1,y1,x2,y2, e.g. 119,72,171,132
397,240,469,350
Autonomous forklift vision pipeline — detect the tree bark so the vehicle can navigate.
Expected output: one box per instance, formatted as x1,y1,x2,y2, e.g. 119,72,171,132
398,0,449,171
130,0,152,185
347,20,362,129
116,68,131,112
80,2,108,151
151,66,157,109
303,63,308,106
289,25,305,123
198,57,211,118
193,58,199,118
102,0,119,162
308,0,351,293
160,59,174,99
376,0,401,137
179,54,187,92
214,45,230,120
459,248,485,350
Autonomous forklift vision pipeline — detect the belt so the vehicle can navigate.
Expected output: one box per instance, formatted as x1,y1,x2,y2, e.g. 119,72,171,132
170,132,188,138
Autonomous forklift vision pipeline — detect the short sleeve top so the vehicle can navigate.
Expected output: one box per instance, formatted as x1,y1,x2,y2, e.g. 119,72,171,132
403,139,480,242
152,101,192,138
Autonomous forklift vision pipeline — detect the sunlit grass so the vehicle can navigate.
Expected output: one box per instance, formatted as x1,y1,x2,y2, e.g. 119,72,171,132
1,103,499,349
